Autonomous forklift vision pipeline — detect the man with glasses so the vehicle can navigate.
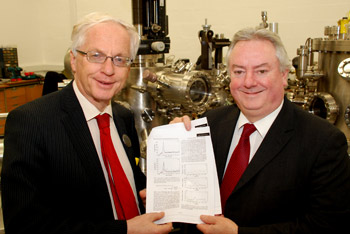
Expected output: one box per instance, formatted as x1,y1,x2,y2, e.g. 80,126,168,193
1,12,172,234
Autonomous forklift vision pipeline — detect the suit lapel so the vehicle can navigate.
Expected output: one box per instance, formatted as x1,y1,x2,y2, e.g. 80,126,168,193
210,106,240,183
59,83,107,190
233,99,295,192
111,103,136,166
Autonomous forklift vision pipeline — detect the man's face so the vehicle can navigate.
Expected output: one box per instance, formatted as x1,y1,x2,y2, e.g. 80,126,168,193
70,22,131,111
228,39,288,122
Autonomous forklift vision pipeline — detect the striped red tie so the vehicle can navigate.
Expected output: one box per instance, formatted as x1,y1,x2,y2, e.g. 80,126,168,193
96,113,139,220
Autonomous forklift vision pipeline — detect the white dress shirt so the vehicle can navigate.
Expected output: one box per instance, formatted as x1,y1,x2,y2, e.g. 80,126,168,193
73,81,139,219
223,101,284,177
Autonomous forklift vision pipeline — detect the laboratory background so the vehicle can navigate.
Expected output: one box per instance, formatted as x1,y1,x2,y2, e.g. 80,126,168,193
0,0,350,233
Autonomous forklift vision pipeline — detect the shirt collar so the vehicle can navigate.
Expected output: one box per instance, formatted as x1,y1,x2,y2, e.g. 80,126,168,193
237,99,284,138
73,81,113,121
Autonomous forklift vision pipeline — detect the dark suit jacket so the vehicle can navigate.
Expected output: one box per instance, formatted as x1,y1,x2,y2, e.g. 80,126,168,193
1,82,146,234
204,97,350,233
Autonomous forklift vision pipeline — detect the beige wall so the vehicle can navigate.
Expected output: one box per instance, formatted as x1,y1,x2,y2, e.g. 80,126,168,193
1,0,349,73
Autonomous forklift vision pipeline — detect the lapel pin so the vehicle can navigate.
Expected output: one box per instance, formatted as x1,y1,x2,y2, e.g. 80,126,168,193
122,134,132,147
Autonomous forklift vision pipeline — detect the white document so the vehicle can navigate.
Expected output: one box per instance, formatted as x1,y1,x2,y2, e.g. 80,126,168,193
146,117,221,224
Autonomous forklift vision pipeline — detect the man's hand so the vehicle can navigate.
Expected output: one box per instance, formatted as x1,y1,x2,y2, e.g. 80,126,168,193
127,212,172,234
169,115,192,131
197,215,238,234
139,189,146,207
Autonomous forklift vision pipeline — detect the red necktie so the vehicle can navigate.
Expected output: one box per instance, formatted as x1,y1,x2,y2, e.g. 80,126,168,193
96,113,139,220
220,123,256,210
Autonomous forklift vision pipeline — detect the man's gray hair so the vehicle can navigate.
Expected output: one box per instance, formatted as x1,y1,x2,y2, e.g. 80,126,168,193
71,12,140,60
226,27,290,72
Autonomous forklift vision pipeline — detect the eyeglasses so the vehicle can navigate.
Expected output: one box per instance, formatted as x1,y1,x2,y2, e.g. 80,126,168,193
75,50,133,67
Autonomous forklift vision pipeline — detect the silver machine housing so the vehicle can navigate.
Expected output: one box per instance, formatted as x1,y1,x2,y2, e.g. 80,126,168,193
116,2,350,173
286,18,350,148
115,0,232,173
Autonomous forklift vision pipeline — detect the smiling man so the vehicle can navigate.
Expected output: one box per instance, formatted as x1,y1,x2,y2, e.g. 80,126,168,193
172,27,350,234
228,38,288,123
1,12,172,234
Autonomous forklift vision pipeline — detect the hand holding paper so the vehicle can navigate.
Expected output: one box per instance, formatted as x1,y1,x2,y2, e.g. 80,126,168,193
146,117,221,224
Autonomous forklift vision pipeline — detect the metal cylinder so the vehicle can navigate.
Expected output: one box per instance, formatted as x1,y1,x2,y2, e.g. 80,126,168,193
132,0,143,35
297,45,309,79
269,22,278,34
114,55,168,173
315,39,350,141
